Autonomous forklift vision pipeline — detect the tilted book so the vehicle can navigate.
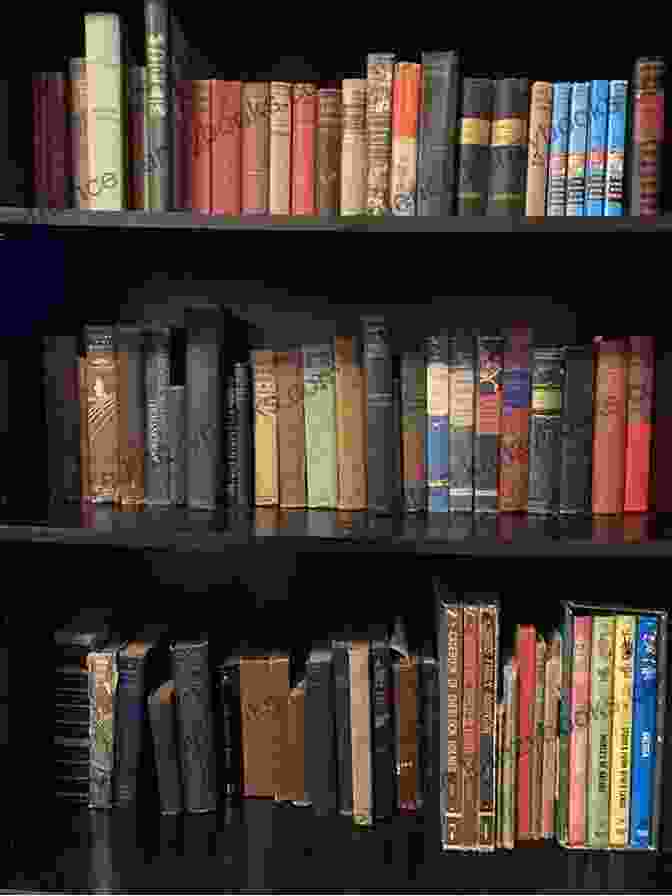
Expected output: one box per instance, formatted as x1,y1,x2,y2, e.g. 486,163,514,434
148,681,183,815
303,344,338,509
587,615,615,846
609,616,636,846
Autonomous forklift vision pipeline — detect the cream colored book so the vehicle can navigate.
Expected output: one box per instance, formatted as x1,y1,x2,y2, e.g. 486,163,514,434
253,351,279,506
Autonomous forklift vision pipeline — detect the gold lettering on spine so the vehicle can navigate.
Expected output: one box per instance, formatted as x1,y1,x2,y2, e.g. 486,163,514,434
146,33,167,118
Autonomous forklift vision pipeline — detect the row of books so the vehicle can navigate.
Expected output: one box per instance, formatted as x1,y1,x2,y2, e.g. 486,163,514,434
31,5,667,216
53,594,667,854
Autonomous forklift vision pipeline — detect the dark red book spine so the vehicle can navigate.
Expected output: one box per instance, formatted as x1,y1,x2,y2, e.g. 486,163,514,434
211,81,242,215
461,606,480,848
516,624,536,841
592,338,627,514
47,73,70,209
291,84,317,215
32,74,48,207
624,337,654,512
192,80,212,213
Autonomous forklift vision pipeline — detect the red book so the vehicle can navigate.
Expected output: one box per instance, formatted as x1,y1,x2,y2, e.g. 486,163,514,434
173,79,194,210
515,624,536,841
568,616,591,847
192,79,212,213
498,326,532,512
32,74,48,207
624,336,654,512
241,82,270,215
211,81,242,215
46,73,69,208
592,339,628,514
127,67,147,211
461,605,481,848
291,84,317,215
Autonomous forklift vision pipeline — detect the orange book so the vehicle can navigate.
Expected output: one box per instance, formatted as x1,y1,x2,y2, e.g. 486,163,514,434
624,336,654,512
192,80,212,213
592,339,628,514
211,81,242,215
242,82,270,215
291,84,317,215
390,62,421,215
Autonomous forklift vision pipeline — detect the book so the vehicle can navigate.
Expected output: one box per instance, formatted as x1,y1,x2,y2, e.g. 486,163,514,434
426,333,451,513
334,335,367,511
371,636,395,821
305,648,338,815
498,326,532,512
461,604,481,848
114,639,158,806
145,0,172,211
211,81,242,215
566,83,589,216
624,337,654,512
46,73,69,208
81,325,120,503
527,346,565,514
42,333,81,503
192,80,212,213
253,350,279,506
394,653,418,812
166,385,185,505
542,631,562,838
276,350,306,508
281,681,307,804
291,84,317,215
269,82,291,214
502,658,518,849
185,309,221,510
457,78,494,216
390,62,421,215
172,76,194,211
417,50,461,216
350,640,373,826
126,66,150,211
546,83,571,216
88,640,125,809
417,650,438,818
303,343,338,509
525,82,552,215
516,624,536,840
477,601,498,850
32,74,48,208
530,636,546,839
316,88,341,216
559,344,594,515
495,700,505,848
340,79,367,215
630,58,666,215
592,339,627,514
605,80,628,216
117,325,145,506
148,681,183,815
242,83,270,215
217,661,242,798
585,80,610,216
144,326,171,505
366,53,395,214
557,620,571,843
630,615,658,847
474,333,503,513
400,350,426,512
609,615,636,846
69,60,90,209
568,616,591,846
448,329,475,512
222,362,252,507
587,615,615,846
332,639,353,815
487,78,529,216
363,317,395,514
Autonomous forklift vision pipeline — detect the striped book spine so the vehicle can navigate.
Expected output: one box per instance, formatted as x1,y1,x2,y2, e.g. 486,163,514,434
546,83,571,215
448,329,475,512
390,62,421,215
566,83,589,216
587,615,615,847
426,334,450,512
487,77,529,216
604,80,628,216
366,53,395,215
609,615,636,846
624,337,655,512
585,80,610,216
630,615,658,848
457,78,494,216
568,616,591,846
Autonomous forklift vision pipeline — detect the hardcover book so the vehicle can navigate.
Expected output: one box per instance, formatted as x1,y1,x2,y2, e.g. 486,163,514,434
390,62,421,215
400,350,426,512
145,0,172,211
592,339,627,514
624,337,654,512
269,82,291,214
542,632,562,839
69,59,90,209
114,638,158,806
487,78,529,216
394,654,418,812
370,637,395,821
334,335,367,511
166,385,185,505
45,73,69,208
222,362,252,507
303,344,338,509
417,50,461,216
527,346,565,514
516,624,536,840
88,640,125,809
276,350,306,508
366,53,395,214
242,82,270,215
546,83,571,216
350,640,373,825
609,616,636,846
192,80,212,213
291,83,317,215
185,309,221,510
144,326,171,505
148,681,183,814
585,80,610,216
437,583,463,847
42,333,81,503
569,616,592,846
363,317,394,514
630,616,658,848
82,325,120,503
530,637,546,839
126,66,150,211
587,615,615,846
566,83,589,216
457,78,494,216
525,82,552,216
559,345,594,514
477,602,498,850
426,333,451,513
461,604,481,848
332,639,353,815
498,326,532,512
340,80,367,215
305,648,338,814
211,80,242,215
448,329,475,512
117,325,145,506
253,350,279,506
605,80,628,216
316,88,341,216
474,333,503,513
501,657,518,849
217,661,242,798
630,58,666,215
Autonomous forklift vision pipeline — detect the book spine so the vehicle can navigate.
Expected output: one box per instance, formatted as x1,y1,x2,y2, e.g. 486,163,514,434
305,651,338,814
502,659,518,849
350,640,373,826
334,335,367,510
546,83,571,215
290,84,317,215
566,83,589,216
148,684,183,814
592,338,628,514
211,81,242,215
82,325,120,502
530,638,546,839
474,333,503,513
316,88,342,216
185,310,221,510
333,640,353,815
390,62,421,215
239,656,289,798
117,325,145,505
366,53,395,214
586,615,615,846
171,640,218,813
84,13,125,210
192,80,212,213
624,337,654,512
585,80,610,216
32,74,48,208
498,326,532,512
172,79,193,210
496,701,505,847
234,362,253,507
650,613,667,851
461,606,481,848
144,327,171,505
516,624,536,840
426,334,450,512
303,344,338,509
282,683,306,803
363,317,394,514
47,73,70,208
391,368,402,509
478,604,498,849
276,350,306,508
166,385,185,505
487,77,529,216
448,329,475,512
400,351,427,512
269,82,291,214
417,50,461,216
568,616,591,846
88,647,121,809
525,82,552,215
557,619,571,843
79,357,91,501
145,0,171,210
371,640,395,821
604,80,628,216
253,350,279,506
527,347,565,514
42,334,81,503
69,61,90,210
559,344,594,514
218,664,241,797
542,633,562,838
609,615,636,845
115,651,149,806
630,615,658,848
418,654,438,816
242,83,270,214
630,58,665,216
340,79,367,215
395,655,418,812
457,78,494,216
126,66,149,210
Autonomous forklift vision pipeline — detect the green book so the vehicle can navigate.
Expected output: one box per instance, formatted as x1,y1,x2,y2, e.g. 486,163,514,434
587,615,615,846
303,344,338,508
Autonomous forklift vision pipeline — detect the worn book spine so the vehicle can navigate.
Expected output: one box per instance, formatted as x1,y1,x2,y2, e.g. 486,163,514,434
269,82,291,214
290,84,317,215
126,66,149,210
624,337,654,512
392,370,403,509
363,317,394,514
417,51,460,216
592,338,627,514
457,78,494,216
117,325,145,505
282,682,307,803
211,80,242,215
530,637,546,839
474,333,503,513
276,350,306,508
557,619,571,844
333,640,353,815
630,58,666,215
502,658,518,849
305,649,338,815
568,616,592,846
235,362,253,507
334,335,367,510
605,80,628,216
487,78,529,216
166,385,185,505
42,333,81,503
546,82,571,215
418,652,438,816
217,662,242,797
390,62,420,215
172,77,194,210
542,632,562,839
253,350,279,506
115,642,154,806
527,346,565,515
82,325,120,503
88,642,123,809
192,80,212,213
32,74,48,208
148,681,183,814
79,357,91,501
586,615,615,846
239,655,289,798
400,351,426,512
609,615,636,845
171,639,217,813
498,326,532,512
316,88,342,216
585,80,610,216
185,309,221,509
394,655,418,812
630,615,658,848
340,79,367,215
144,327,171,505
426,334,451,513
303,344,338,508
371,639,395,821
366,53,395,214
350,640,373,826
461,606,481,848
525,82,552,215
242,82,270,215
448,329,475,512
516,624,536,840
565,82,589,215
46,72,69,208
69,60,91,209
145,0,171,211
478,603,498,850
496,701,505,848
559,345,594,514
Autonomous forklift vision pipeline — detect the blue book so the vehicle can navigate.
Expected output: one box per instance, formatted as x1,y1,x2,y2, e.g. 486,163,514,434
630,615,658,848
604,80,628,216
566,82,589,216
585,80,610,216
546,82,571,215
426,334,450,512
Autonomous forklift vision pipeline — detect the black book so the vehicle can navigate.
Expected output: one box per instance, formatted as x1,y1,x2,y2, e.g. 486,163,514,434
222,360,253,508
363,316,395,515
370,637,395,821
558,345,594,515
304,647,338,816
148,680,183,815
332,639,353,816
42,332,81,503
527,347,566,515
145,0,173,212
417,649,438,815
145,326,171,505
486,78,530,217
217,660,243,798
457,78,494,216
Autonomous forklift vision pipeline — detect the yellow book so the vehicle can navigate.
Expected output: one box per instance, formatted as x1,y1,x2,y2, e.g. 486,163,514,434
253,351,279,506
608,615,636,846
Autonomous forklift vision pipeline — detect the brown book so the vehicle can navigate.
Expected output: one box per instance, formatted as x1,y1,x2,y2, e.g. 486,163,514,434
349,640,372,825
239,654,289,798
366,53,395,214
316,88,341,216
116,325,145,505
440,601,464,849
253,350,279,506
69,59,91,209
525,82,552,216
495,701,505,848
477,603,498,850
79,355,91,501
530,636,547,839
461,605,481,849
242,83,270,215
291,84,317,215
542,632,562,839
278,681,307,803
334,335,367,510
340,79,367,215
592,339,627,514
81,326,120,503
276,349,306,508
395,654,418,812
269,82,291,214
